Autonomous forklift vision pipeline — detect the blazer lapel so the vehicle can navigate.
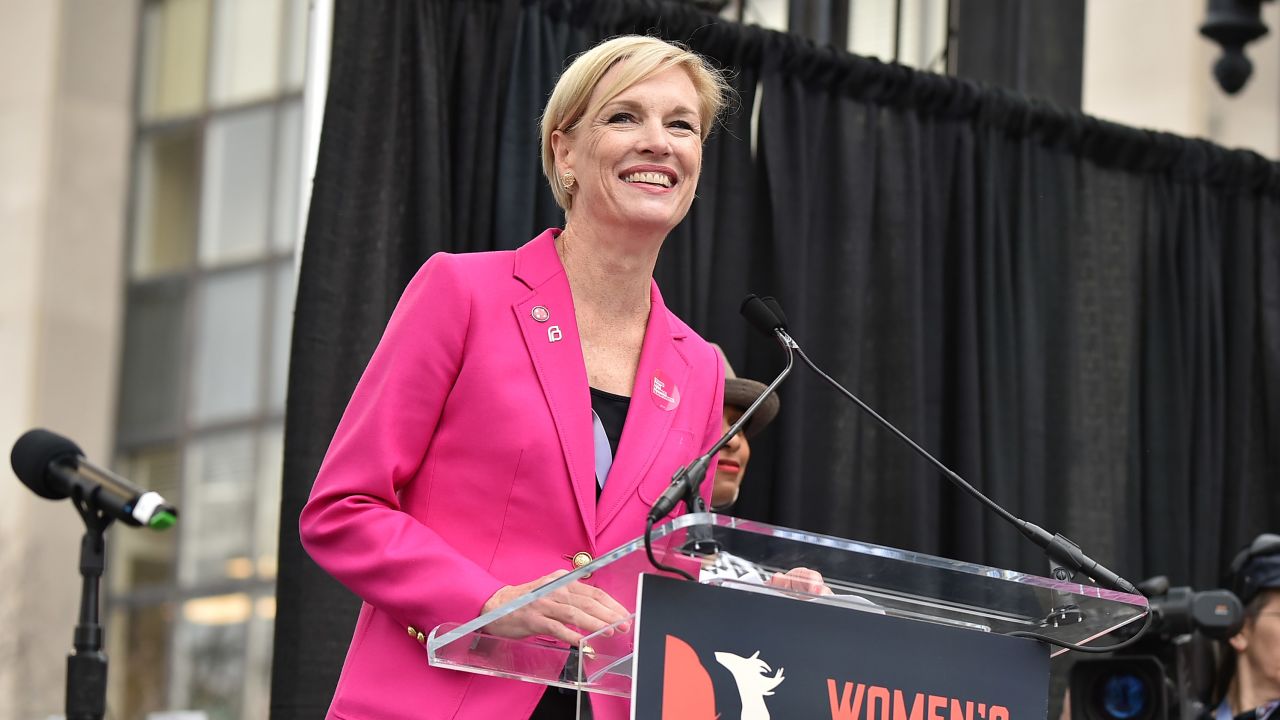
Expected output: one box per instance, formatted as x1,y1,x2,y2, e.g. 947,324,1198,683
512,230,597,545
596,282,691,533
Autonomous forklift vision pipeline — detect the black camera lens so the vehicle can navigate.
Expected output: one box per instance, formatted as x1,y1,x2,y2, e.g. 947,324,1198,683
1068,579,1240,720
1096,672,1150,719
1070,656,1166,720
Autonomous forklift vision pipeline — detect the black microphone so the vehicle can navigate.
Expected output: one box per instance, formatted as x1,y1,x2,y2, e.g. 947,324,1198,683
11,429,178,530
749,296,1138,595
741,294,785,333
760,296,789,329
647,296,797,523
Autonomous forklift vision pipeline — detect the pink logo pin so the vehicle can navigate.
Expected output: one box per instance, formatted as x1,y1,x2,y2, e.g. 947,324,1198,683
650,370,680,411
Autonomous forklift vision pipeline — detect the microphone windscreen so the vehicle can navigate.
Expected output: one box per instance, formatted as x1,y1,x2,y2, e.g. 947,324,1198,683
740,294,781,335
10,428,82,499
761,297,789,329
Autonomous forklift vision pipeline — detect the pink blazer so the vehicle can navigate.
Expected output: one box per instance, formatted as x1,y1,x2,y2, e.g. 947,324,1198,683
300,229,724,720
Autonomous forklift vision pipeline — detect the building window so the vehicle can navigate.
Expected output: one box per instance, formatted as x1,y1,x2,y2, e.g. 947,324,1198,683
110,0,306,717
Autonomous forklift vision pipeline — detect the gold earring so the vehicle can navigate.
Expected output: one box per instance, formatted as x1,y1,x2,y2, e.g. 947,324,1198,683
561,171,576,190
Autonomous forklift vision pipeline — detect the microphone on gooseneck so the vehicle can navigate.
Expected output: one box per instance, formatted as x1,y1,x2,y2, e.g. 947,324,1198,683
741,294,785,334
759,296,789,330
646,296,798,523
746,296,1138,595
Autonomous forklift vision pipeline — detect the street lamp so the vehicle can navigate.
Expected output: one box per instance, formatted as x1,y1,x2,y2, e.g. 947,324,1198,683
1200,0,1275,94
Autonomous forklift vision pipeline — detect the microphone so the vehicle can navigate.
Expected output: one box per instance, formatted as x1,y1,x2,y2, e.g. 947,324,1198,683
11,429,178,530
759,296,789,329
741,293,786,333
748,296,1138,595
646,296,797,523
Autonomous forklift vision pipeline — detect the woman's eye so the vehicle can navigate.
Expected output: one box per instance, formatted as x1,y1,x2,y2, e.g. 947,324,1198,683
608,112,635,123
670,120,696,132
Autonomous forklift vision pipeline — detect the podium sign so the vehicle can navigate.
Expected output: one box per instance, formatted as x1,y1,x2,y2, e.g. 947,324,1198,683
633,574,1049,720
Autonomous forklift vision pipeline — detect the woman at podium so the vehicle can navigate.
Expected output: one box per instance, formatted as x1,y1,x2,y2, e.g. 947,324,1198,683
299,36,732,720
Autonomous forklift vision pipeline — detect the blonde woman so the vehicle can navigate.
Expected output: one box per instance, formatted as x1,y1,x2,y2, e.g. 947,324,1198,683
301,36,732,720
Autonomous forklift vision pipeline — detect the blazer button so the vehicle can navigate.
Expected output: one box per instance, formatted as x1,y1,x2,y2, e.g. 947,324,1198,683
407,626,417,638
571,552,593,569
417,631,426,644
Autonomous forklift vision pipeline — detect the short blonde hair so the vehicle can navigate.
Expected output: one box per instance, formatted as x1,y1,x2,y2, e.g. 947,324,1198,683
540,35,732,211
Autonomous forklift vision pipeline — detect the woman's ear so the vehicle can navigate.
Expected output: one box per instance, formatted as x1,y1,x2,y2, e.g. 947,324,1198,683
1229,626,1250,654
551,129,573,175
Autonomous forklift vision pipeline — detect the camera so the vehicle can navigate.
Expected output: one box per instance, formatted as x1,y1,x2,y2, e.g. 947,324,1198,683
1068,576,1243,720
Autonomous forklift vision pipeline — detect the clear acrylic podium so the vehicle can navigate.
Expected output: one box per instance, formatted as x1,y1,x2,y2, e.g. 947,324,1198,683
426,513,1148,706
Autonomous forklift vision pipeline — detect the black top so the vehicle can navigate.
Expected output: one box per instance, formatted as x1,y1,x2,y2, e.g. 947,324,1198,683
589,387,630,461
527,392,629,717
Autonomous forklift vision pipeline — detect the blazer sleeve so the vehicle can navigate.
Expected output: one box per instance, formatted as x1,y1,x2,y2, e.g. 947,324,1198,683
299,252,506,629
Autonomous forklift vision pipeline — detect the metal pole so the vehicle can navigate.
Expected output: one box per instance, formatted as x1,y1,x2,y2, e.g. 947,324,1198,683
66,493,113,720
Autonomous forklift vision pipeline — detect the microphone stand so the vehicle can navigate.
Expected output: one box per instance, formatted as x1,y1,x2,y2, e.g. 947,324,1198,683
788,342,1138,595
67,486,112,720
743,295,1153,650
679,336,795,517
643,330,796,579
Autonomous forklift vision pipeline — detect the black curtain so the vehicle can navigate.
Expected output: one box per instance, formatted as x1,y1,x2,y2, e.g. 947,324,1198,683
269,2,525,715
271,0,1280,715
742,42,1280,586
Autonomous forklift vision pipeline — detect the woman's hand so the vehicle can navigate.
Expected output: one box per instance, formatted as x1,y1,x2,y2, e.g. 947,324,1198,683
480,570,631,646
766,567,835,596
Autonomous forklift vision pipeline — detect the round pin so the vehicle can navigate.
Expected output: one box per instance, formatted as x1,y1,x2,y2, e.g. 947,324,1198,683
650,370,680,411
531,305,550,323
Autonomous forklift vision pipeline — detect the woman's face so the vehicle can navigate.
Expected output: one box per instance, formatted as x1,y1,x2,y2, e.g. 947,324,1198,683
1234,590,1280,697
712,406,750,510
552,63,703,236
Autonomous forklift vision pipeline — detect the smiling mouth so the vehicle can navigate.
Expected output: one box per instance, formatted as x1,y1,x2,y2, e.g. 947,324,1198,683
621,171,675,188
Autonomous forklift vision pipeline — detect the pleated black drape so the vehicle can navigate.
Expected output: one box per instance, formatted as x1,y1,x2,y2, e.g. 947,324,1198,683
741,57,1280,709
269,2,524,715
272,0,1280,715
746,43,1280,583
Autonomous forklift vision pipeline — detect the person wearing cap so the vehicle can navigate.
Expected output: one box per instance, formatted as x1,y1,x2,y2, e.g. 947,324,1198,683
709,344,780,511
1211,533,1280,720
699,346,841,598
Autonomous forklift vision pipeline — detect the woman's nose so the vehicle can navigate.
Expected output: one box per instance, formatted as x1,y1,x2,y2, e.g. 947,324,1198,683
635,119,672,155
724,430,742,451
